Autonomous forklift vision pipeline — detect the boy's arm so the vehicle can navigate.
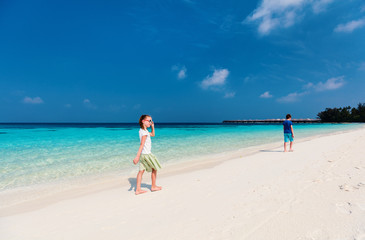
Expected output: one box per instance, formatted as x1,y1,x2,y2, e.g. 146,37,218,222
133,136,147,164
291,125,294,137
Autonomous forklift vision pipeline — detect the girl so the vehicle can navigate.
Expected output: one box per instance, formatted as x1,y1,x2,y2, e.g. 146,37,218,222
133,115,162,195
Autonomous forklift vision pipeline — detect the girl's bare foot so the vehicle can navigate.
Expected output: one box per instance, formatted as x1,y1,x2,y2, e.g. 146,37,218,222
135,189,148,195
151,186,162,192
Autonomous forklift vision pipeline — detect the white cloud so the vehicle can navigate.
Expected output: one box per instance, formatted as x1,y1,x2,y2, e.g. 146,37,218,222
278,76,345,103
312,0,334,13
172,65,187,79
243,75,259,84
260,91,273,98
23,96,44,104
224,92,236,98
243,76,251,83
277,91,307,103
304,77,346,92
334,18,365,33
178,68,187,79
313,76,345,91
303,82,314,89
201,69,229,89
83,99,97,110
245,0,334,35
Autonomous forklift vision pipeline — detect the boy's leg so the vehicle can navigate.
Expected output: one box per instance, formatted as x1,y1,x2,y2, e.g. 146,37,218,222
289,134,294,151
135,170,147,195
284,142,288,152
289,141,293,151
151,169,162,192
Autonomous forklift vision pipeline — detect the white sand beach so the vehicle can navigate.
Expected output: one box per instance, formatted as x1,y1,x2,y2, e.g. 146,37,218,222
1,127,365,240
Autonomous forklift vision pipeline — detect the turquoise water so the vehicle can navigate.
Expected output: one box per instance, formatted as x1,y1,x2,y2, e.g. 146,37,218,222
0,123,362,191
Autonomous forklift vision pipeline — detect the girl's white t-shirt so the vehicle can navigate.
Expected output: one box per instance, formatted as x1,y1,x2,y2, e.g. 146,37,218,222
139,128,151,154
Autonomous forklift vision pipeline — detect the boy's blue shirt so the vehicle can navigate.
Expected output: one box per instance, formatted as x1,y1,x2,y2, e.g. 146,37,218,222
283,120,293,134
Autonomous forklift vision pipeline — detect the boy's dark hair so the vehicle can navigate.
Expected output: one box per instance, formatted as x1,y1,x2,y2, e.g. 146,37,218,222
286,114,291,119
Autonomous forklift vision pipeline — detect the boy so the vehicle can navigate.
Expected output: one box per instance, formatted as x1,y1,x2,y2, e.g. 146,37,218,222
283,114,294,152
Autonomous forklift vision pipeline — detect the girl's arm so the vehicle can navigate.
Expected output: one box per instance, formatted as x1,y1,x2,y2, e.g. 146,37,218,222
133,135,147,164
150,121,155,137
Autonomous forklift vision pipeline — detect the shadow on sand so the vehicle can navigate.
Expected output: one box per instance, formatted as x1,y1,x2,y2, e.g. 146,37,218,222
128,178,151,192
259,150,283,153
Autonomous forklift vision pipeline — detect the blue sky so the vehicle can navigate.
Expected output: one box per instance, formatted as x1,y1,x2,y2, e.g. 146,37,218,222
1,0,365,122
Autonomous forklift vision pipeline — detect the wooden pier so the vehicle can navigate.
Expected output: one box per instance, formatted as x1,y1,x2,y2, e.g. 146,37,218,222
223,119,321,124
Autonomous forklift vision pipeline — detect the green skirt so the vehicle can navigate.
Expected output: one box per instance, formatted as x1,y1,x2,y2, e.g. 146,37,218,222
139,153,162,172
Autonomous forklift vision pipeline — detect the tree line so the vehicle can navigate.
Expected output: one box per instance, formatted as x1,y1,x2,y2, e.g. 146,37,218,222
317,103,365,122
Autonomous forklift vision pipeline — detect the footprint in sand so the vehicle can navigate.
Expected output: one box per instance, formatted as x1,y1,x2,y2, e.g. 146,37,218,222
354,233,365,240
335,202,352,215
340,182,365,191
339,184,354,192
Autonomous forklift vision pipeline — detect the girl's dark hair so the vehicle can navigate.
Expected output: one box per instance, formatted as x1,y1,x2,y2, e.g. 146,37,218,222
139,115,150,129
286,114,292,119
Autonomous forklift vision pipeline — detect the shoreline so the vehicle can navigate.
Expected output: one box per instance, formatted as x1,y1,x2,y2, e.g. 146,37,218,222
1,125,364,217
1,126,365,239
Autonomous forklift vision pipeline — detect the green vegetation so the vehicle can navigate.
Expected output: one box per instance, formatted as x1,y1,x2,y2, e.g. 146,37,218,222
317,103,365,122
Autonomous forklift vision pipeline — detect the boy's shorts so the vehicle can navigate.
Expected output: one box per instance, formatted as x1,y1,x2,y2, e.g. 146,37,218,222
284,133,294,143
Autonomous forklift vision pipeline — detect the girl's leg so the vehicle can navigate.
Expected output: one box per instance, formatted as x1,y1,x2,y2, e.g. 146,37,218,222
151,169,162,192
135,170,147,195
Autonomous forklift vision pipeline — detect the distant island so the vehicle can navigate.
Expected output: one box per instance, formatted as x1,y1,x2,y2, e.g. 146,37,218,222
223,103,365,124
317,103,365,123
223,119,320,124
